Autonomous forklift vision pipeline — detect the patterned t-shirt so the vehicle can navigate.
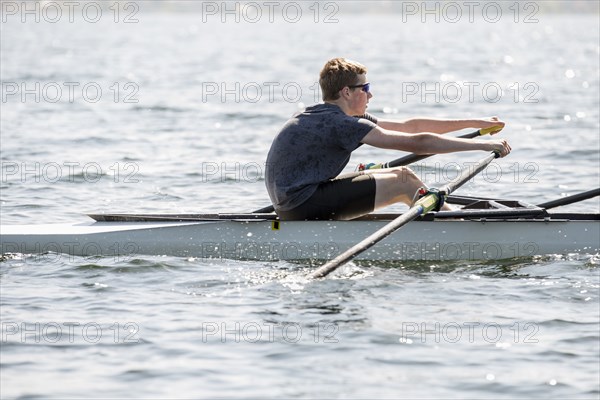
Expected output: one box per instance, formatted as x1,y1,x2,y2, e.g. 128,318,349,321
265,103,377,211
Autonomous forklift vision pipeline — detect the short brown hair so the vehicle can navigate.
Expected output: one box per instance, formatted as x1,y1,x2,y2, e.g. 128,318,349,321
319,58,367,101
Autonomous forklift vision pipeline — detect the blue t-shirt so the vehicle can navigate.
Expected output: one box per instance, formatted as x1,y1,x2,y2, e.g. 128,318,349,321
265,103,377,211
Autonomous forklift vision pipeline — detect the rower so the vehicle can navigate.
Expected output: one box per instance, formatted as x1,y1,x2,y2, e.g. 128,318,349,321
265,57,511,221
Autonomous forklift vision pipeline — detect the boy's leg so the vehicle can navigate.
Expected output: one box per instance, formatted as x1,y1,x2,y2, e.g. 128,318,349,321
362,167,452,211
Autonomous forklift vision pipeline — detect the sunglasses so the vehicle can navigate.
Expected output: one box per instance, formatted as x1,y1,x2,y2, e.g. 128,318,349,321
348,82,370,93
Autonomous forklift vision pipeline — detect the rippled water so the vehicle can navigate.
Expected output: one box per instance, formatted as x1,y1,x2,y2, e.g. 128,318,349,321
1,3,599,399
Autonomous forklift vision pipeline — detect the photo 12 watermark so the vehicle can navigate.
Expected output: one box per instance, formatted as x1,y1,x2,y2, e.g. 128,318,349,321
393,241,541,261
402,161,540,185
1,81,140,104
1,161,141,184
1,1,140,23
1,321,141,344
200,321,339,343
398,321,540,344
399,1,540,23
1,240,141,264
199,1,340,23
399,81,540,104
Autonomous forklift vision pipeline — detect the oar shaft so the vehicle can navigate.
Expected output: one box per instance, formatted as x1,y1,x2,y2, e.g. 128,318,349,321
308,206,423,279
537,188,600,210
309,151,499,279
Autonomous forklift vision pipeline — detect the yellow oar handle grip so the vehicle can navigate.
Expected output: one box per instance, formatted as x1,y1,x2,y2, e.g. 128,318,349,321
479,125,504,136
414,193,440,215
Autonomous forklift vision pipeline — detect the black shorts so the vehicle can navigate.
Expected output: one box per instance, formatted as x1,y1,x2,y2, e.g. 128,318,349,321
277,172,376,220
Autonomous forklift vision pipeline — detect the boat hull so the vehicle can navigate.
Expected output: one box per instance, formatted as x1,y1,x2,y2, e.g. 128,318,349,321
2,216,599,261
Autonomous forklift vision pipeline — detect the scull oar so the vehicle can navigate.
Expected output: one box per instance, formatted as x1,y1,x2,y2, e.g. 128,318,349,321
537,188,600,210
253,126,502,214
308,151,501,279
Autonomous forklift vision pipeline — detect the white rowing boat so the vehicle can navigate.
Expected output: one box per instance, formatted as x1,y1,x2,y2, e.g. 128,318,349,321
1,195,598,262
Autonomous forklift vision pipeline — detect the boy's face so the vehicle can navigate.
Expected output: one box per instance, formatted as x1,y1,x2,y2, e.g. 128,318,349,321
347,74,372,115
